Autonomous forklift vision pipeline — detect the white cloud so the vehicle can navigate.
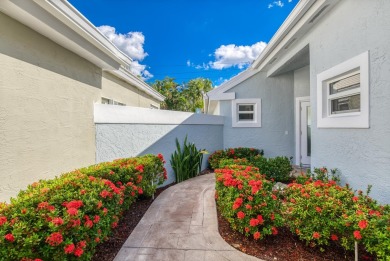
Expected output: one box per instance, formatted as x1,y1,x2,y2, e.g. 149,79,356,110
186,60,191,67
268,0,289,8
98,25,152,80
207,41,267,70
214,77,229,87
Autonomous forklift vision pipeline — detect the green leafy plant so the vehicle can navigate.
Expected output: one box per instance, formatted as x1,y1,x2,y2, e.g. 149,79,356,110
170,136,207,183
251,155,292,183
208,147,263,169
0,154,166,261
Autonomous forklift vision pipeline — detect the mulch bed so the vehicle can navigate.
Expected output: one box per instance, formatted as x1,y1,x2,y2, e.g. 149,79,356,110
217,208,376,261
91,182,176,261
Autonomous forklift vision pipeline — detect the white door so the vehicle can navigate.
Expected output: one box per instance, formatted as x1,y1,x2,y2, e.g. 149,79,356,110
300,101,311,166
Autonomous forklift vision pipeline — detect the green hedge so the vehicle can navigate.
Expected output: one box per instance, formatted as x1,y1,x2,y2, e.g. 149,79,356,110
0,154,166,261
209,148,292,183
208,147,263,170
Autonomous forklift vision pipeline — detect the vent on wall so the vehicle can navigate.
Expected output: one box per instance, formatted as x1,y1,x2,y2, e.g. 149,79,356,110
308,5,329,24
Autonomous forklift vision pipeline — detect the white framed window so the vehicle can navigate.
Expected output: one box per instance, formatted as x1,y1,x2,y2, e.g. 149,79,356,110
317,51,369,128
232,99,261,127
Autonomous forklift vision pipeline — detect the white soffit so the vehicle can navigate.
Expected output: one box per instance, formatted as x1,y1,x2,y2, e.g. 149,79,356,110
0,0,127,70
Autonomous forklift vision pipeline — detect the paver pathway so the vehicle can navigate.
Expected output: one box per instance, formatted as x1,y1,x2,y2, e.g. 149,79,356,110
114,173,262,261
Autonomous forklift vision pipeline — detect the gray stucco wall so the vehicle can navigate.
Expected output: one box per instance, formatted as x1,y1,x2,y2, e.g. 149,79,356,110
308,0,390,203
294,66,310,99
95,106,224,186
221,71,295,159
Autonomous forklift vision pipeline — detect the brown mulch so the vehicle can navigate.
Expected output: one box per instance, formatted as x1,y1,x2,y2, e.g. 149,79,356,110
91,182,176,261
217,208,376,261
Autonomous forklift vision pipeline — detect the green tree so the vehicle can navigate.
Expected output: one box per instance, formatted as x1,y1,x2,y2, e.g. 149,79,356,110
152,77,213,112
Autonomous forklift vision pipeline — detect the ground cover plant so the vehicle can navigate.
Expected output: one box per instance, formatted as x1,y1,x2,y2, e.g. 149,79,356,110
0,154,167,261
214,154,390,260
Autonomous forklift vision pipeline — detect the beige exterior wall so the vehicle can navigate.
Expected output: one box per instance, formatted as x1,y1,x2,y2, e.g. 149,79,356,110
101,72,161,108
0,13,161,202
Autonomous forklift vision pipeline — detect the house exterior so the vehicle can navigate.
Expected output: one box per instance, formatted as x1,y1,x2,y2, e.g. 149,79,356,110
0,0,164,202
207,0,390,203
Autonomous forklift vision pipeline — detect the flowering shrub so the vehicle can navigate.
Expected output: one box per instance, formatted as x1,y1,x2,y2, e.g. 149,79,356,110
282,179,390,259
208,147,264,169
215,165,283,241
0,154,166,261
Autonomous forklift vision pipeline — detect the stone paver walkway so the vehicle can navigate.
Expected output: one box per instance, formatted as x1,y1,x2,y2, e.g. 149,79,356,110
114,173,262,261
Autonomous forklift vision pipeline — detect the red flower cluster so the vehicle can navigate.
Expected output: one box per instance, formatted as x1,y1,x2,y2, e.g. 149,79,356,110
51,217,64,226
237,211,245,219
232,197,243,210
354,230,362,240
65,200,83,209
64,243,75,254
358,220,368,229
135,165,144,173
313,232,321,239
0,216,7,226
46,232,63,246
4,233,15,242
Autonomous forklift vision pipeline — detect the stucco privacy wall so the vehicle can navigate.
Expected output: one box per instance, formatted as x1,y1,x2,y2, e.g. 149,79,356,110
308,0,390,203
221,71,295,159
95,105,224,186
102,72,161,108
0,13,101,201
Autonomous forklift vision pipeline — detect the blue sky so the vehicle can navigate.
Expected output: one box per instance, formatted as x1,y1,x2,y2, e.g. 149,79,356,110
69,0,298,86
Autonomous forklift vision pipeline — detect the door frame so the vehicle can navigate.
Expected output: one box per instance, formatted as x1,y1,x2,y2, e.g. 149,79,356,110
295,96,311,166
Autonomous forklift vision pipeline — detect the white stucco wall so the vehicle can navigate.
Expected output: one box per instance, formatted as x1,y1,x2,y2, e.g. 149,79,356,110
221,72,295,159
101,72,160,108
307,0,390,203
0,13,101,201
95,105,224,186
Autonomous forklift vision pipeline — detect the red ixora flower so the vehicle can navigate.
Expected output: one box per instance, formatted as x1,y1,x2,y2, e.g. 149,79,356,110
313,232,321,239
237,211,245,219
67,208,78,216
74,247,84,257
250,218,259,227
331,234,339,241
358,220,368,229
272,227,278,235
4,233,15,242
66,200,83,209
46,232,63,246
354,230,362,240
135,165,144,173
0,216,7,226
52,217,64,226
64,243,75,254
253,231,261,240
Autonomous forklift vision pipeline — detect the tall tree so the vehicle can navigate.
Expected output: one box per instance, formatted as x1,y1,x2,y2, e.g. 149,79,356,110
152,77,213,112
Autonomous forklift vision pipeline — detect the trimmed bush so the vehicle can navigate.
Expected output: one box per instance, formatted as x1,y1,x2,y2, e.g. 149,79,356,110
208,147,264,169
0,154,166,261
215,165,284,241
251,155,292,183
